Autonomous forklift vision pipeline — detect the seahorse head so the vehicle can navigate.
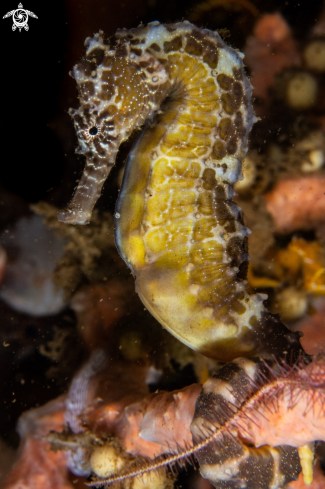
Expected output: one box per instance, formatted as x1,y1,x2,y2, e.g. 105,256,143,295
59,29,169,224
71,31,171,149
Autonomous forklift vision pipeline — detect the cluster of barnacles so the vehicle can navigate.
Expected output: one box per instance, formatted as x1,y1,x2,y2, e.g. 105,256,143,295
2,5,325,489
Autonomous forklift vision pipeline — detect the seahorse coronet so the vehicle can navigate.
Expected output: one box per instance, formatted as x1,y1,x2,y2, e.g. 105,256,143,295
59,21,302,361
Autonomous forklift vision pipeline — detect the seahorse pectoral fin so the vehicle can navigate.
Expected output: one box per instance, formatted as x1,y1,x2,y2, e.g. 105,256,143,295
58,151,118,225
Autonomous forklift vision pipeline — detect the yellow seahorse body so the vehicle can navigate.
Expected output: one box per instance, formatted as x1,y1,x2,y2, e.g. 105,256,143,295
115,24,263,360
59,22,301,361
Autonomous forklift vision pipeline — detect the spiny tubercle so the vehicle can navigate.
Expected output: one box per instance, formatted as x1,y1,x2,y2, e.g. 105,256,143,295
87,356,325,488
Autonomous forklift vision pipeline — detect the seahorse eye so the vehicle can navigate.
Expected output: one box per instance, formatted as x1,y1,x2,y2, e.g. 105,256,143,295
89,126,98,136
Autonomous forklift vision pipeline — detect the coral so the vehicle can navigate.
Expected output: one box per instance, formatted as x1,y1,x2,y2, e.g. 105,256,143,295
70,281,132,350
303,39,325,73
265,177,325,234
32,202,118,298
287,462,325,489
2,396,72,489
80,355,325,488
271,239,325,295
273,287,308,322
92,356,325,489
6,353,325,489
284,71,318,110
244,11,325,118
3,353,194,488
293,131,325,174
243,235,325,323
293,297,325,355
0,214,66,316
244,13,301,114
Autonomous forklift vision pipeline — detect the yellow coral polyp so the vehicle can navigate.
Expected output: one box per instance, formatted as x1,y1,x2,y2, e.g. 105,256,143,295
272,238,325,294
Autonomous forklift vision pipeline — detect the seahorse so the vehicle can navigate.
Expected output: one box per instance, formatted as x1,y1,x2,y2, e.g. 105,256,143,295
58,21,302,361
